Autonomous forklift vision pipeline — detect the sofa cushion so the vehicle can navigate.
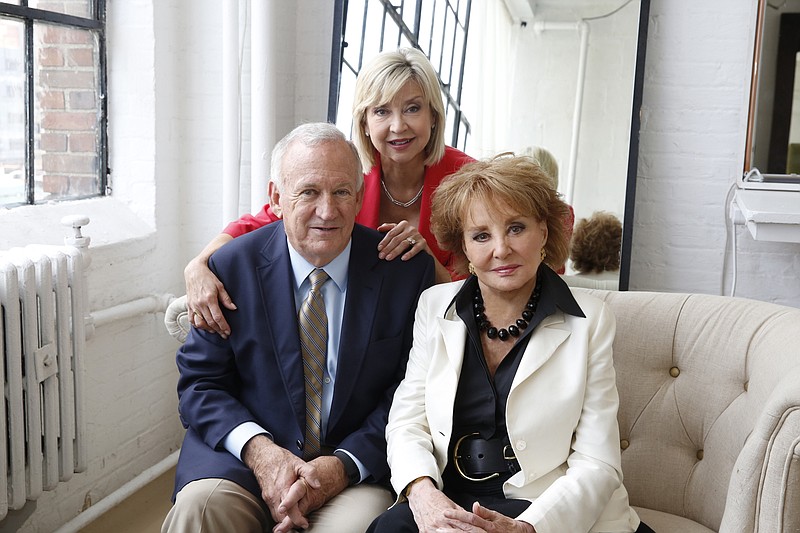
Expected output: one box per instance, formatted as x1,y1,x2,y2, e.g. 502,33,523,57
634,507,714,533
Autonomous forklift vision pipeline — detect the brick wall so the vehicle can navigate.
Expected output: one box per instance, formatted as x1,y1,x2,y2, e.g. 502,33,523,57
36,20,100,199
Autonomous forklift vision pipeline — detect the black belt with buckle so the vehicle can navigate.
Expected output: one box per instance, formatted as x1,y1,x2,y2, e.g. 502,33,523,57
453,433,520,482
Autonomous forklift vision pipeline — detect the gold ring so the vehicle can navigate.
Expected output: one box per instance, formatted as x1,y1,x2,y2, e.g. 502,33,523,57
193,311,201,319
406,237,416,246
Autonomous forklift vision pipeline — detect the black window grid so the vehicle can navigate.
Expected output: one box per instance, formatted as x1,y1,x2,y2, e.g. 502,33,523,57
0,1,107,207
329,0,471,152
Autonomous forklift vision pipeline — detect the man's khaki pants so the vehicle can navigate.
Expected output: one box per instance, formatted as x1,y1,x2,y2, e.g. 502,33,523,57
162,478,393,533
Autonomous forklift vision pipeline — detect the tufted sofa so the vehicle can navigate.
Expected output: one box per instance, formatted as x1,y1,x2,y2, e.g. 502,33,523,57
577,288,800,533
164,289,800,532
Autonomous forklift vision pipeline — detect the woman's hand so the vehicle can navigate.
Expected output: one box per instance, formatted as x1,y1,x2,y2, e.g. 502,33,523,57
184,255,236,338
406,477,463,531
377,221,451,283
377,220,427,261
439,502,536,532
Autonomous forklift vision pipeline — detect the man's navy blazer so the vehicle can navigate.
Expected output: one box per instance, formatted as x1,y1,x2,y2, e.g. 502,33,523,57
173,222,435,498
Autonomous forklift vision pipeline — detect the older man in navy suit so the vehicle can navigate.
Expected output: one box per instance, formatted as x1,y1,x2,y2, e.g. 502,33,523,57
162,123,434,533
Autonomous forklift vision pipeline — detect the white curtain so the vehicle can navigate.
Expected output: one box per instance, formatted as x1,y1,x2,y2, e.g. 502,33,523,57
462,0,521,159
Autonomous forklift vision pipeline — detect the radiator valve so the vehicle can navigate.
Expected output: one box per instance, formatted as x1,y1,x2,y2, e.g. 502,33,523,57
61,215,91,249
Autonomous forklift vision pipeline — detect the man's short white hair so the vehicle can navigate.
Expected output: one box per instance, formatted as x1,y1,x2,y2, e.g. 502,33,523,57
269,122,363,197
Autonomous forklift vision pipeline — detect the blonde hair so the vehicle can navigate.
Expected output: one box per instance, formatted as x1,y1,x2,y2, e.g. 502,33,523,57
352,47,446,171
570,211,622,274
431,154,571,276
525,146,559,189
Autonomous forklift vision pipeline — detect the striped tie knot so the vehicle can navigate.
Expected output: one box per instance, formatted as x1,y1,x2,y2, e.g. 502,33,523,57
308,268,329,292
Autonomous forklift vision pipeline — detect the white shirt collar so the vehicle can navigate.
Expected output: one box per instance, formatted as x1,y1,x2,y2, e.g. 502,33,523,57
286,238,351,293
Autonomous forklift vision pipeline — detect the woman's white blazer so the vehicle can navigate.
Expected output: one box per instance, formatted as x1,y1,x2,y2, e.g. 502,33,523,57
386,280,640,533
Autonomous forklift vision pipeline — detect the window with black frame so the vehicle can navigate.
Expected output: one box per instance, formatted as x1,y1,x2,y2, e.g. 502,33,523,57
329,0,471,151
0,1,107,207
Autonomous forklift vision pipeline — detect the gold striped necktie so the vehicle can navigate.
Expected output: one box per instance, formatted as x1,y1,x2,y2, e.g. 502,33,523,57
298,268,329,459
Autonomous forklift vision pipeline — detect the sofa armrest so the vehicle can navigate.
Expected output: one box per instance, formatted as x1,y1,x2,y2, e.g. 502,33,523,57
782,439,800,533
721,369,800,532
164,294,190,343
757,403,800,533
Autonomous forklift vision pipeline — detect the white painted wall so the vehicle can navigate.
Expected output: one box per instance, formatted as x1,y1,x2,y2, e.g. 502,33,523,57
0,1,333,531
1,0,798,530
631,0,800,307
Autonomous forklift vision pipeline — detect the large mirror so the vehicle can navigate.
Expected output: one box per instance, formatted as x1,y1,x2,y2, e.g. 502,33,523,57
331,0,650,290
461,0,650,290
745,0,800,176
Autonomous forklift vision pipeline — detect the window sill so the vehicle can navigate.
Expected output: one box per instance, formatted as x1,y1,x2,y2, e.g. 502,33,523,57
0,196,154,250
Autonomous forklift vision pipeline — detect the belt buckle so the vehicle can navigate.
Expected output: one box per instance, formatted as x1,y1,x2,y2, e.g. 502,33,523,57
453,433,500,482
503,444,519,474
503,444,515,461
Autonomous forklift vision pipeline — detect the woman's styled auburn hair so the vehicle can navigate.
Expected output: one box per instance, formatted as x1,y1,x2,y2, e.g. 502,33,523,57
570,211,623,274
352,47,446,172
431,154,571,276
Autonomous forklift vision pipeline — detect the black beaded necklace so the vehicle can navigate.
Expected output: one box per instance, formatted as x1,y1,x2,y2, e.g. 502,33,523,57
473,276,542,341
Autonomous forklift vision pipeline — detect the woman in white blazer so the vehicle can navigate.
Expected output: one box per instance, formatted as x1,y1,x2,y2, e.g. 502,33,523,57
367,155,650,533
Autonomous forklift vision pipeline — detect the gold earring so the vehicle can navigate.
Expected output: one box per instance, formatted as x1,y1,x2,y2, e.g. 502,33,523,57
468,263,476,275
540,248,547,262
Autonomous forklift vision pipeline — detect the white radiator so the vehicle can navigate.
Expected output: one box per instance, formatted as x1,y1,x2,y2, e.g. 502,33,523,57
0,240,89,520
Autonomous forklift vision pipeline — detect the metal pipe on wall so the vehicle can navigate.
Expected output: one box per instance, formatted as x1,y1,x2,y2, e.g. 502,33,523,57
221,1,240,225
568,21,590,206
532,20,590,205
90,293,176,329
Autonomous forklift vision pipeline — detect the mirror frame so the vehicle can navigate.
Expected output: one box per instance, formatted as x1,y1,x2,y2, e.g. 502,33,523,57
618,0,651,291
744,0,767,172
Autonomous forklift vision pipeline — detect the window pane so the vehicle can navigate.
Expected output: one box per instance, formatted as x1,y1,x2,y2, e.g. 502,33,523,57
338,68,357,139
34,23,101,203
0,18,26,205
400,0,418,34
429,2,445,74
440,8,456,86
451,25,466,90
28,0,93,19
457,119,469,151
459,0,470,22
363,2,384,54
445,102,456,138
343,0,367,70
383,13,401,50
417,1,434,56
